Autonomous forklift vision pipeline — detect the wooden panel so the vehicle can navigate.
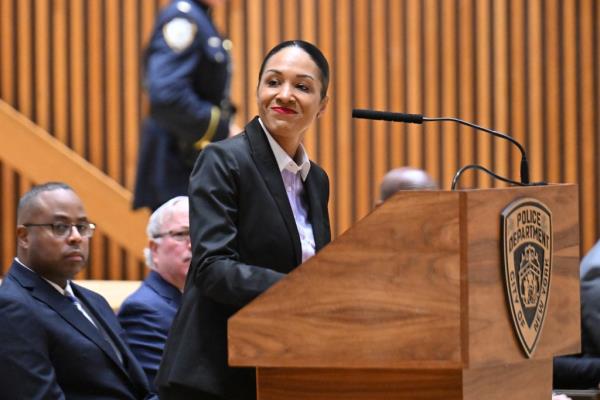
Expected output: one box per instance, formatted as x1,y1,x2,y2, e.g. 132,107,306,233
52,0,68,143
141,0,157,51
493,0,510,183
245,0,262,119
316,0,336,231
333,0,352,231
466,185,580,366
299,0,316,154
70,0,85,155
597,0,600,247
1,164,16,273
372,0,389,198
105,0,121,181
264,0,280,55
90,231,104,280
423,0,440,182
225,0,245,125
388,0,406,171
230,191,462,368
282,0,298,40
475,0,492,188
256,360,552,400
405,0,422,167
125,252,141,281
123,0,140,190
463,359,552,400
544,0,561,184
17,0,33,118
561,1,578,183
456,0,476,189
34,0,50,130
441,1,458,189
509,0,527,188
0,100,149,261
211,0,226,32
527,0,544,182
87,0,104,169
0,0,15,103
352,0,371,221
257,368,462,400
578,0,597,252
1,0,599,277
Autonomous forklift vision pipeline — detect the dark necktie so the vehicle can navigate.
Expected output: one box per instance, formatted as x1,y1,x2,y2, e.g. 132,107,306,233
66,293,97,327
66,293,123,364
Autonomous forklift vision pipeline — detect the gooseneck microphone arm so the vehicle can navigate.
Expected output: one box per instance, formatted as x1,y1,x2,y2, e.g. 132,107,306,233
351,109,530,185
425,116,529,185
451,165,524,190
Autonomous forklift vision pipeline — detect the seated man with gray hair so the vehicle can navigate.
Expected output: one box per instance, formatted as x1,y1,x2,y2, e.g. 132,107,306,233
118,196,191,390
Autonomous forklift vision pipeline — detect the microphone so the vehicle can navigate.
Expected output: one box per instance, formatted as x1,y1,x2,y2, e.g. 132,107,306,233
351,109,424,124
352,109,530,185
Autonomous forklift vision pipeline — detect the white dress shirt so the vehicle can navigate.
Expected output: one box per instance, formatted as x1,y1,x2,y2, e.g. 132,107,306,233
259,118,316,262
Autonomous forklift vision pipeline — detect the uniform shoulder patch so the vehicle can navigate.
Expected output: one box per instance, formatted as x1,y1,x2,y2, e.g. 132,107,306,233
162,17,197,52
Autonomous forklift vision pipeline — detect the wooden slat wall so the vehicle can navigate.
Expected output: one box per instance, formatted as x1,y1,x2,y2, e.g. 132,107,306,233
0,0,169,278
0,0,598,279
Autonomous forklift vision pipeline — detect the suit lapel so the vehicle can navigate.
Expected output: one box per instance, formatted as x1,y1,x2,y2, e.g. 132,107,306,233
304,166,328,251
146,270,182,307
71,286,128,370
245,117,302,265
74,285,151,391
9,263,126,372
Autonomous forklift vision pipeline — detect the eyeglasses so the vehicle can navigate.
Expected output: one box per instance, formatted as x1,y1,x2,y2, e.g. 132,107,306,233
23,222,96,238
152,229,190,242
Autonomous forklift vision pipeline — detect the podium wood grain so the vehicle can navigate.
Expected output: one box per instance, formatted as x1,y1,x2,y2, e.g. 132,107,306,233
256,360,552,400
257,368,462,400
464,185,580,365
230,190,463,368
229,185,580,399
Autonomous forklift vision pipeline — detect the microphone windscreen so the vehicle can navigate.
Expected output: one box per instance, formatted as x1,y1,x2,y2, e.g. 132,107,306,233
352,109,386,120
352,109,423,124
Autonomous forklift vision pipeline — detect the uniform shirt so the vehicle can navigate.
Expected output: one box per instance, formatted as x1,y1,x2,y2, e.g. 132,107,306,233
133,0,233,210
259,118,315,262
145,0,233,147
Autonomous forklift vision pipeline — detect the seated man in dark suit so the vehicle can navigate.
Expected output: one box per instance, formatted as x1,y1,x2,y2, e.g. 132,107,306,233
554,239,600,390
118,196,190,390
0,182,155,399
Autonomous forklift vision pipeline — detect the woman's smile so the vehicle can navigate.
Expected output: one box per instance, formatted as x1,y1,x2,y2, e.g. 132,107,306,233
271,106,297,115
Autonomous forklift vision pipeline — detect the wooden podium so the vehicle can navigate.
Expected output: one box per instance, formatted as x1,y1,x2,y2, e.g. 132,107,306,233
228,185,581,400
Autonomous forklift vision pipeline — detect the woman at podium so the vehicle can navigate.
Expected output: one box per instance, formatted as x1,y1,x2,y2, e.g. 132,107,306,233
156,40,332,400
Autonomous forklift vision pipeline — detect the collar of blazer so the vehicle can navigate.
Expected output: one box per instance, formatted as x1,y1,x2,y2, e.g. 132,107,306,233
245,117,329,258
245,117,302,265
146,270,182,305
303,166,329,251
8,261,129,372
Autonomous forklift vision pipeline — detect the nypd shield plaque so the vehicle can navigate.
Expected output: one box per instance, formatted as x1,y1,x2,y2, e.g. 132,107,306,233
501,198,552,358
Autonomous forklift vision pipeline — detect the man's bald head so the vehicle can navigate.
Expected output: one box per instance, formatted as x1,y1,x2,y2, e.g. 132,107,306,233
16,182,90,287
379,167,438,202
17,182,74,225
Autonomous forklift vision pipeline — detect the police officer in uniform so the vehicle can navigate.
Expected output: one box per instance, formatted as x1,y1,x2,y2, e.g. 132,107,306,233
134,0,235,211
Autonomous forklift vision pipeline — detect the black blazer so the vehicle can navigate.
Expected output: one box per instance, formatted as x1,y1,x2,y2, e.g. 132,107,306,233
0,261,154,399
118,270,182,392
156,117,331,399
